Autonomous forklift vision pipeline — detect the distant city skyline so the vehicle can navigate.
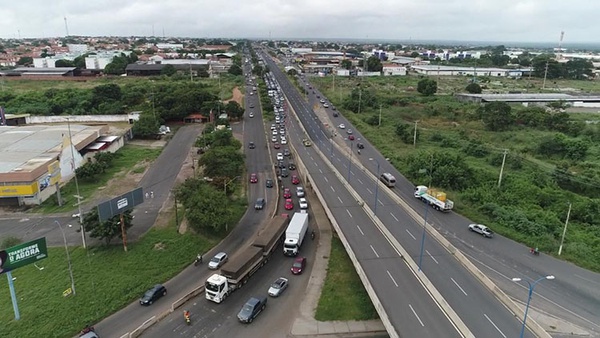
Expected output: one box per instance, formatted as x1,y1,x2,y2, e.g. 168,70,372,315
0,0,598,45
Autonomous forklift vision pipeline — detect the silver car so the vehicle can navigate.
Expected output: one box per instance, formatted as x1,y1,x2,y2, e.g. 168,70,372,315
268,277,289,297
208,252,228,269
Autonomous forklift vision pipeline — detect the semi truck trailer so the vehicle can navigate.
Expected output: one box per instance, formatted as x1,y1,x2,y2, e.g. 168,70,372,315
205,215,289,303
283,212,309,256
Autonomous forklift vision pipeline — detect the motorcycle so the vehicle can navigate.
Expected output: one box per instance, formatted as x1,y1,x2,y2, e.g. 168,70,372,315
80,325,95,336
184,311,191,325
311,230,316,240
194,254,203,266
530,248,540,256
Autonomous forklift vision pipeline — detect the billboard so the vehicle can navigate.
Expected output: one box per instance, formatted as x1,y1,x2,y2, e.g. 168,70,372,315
97,187,144,222
0,182,39,197
0,237,48,274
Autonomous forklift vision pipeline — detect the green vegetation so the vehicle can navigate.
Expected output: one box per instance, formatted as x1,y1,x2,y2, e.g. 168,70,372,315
0,223,219,338
315,235,379,321
312,75,600,272
35,145,161,214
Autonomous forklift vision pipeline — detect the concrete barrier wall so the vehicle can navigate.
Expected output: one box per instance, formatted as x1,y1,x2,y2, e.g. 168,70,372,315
26,114,138,124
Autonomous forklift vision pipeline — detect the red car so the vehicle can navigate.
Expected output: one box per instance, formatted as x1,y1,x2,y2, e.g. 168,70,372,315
291,257,306,275
348,135,355,141
283,188,292,199
250,173,258,183
291,175,300,185
274,143,281,149
284,198,294,210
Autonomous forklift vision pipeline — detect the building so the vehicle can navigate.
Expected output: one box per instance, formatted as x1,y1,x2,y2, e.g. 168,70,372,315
411,65,531,77
7,67,78,77
456,93,600,108
382,64,407,76
0,124,125,206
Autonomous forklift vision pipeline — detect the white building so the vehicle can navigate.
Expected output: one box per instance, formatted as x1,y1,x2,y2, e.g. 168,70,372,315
382,65,407,76
155,43,184,50
84,51,130,70
412,65,530,77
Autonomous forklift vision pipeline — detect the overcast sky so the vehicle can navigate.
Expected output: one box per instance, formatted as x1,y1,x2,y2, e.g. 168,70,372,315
0,0,597,44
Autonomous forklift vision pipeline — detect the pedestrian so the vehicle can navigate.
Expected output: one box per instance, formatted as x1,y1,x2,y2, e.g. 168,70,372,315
145,192,149,199
150,191,154,198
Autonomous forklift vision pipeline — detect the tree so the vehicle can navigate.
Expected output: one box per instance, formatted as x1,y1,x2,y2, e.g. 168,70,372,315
161,64,177,76
465,83,482,94
417,78,437,96
55,59,75,67
17,56,33,66
132,112,160,138
197,68,209,78
340,59,352,70
199,146,244,178
395,122,418,144
532,55,563,79
225,101,244,119
479,102,514,131
176,179,234,233
228,64,243,76
564,59,594,80
92,83,122,107
365,56,383,72
83,209,134,245
286,68,297,76
405,151,474,190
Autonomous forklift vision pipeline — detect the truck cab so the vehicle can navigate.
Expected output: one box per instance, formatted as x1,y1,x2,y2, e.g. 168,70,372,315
205,274,230,303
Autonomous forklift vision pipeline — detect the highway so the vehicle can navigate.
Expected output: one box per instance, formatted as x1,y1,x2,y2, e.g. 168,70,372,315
261,50,536,338
296,65,600,335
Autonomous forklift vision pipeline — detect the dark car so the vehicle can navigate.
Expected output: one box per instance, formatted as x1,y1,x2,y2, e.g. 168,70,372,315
266,179,274,188
237,296,267,323
254,198,266,210
248,142,255,149
283,149,291,157
288,162,296,171
280,167,289,177
291,257,306,275
357,142,365,149
333,112,339,117
140,284,167,305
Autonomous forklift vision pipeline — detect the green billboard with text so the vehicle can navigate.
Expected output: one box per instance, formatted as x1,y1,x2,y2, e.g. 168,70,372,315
0,237,48,274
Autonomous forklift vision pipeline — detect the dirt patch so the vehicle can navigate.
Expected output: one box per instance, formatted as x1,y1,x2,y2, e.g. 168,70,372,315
223,86,244,106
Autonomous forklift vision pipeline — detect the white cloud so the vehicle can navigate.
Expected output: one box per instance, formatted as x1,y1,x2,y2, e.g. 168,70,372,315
0,0,597,43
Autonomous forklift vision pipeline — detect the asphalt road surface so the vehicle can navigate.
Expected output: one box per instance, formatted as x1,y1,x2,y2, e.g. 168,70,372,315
262,51,536,338
296,68,600,335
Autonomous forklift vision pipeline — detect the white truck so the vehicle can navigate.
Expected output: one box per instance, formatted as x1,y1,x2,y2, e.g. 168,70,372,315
283,212,309,256
414,185,454,212
205,215,289,303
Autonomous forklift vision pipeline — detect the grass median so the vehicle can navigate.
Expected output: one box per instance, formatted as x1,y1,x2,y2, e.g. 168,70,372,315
315,234,379,321
0,223,219,338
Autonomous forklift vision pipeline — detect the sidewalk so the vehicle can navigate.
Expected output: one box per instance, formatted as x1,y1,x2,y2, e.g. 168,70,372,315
290,170,386,337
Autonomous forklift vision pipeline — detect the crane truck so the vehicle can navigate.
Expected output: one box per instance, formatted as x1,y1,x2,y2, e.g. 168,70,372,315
283,212,309,256
205,215,289,303
414,185,454,212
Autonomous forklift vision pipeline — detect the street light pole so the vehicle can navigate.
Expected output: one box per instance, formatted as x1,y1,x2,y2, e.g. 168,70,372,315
66,118,87,249
558,202,572,256
378,104,382,127
418,201,429,271
512,275,555,338
347,141,354,182
54,221,76,296
369,158,381,215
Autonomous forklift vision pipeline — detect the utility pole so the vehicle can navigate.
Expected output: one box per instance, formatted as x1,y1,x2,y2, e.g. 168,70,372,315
378,104,382,127
413,121,418,147
558,203,572,256
542,60,549,90
498,149,508,188
358,88,362,114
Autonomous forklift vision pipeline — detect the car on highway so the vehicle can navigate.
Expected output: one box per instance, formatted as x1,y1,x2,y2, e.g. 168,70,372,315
140,284,167,306
271,136,277,142
280,167,289,177
79,330,99,338
299,198,308,209
238,297,267,323
323,103,329,108
249,104,255,108
320,99,325,103
272,129,278,136
283,188,292,199
468,224,494,238
248,142,255,149
284,199,294,210
283,149,290,157
357,142,365,149
266,179,274,188
291,175,300,185
277,160,285,169
296,186,305,197
288,162,296,170
338,124,345,129
291,257,306,275
208,252,228,269
302,139,311,147
280,137,287,145
276,153,284,161
268,277,289,297
254,198,266,210
348,135,355,141
250,173,258,183
333,111,339,117
271,124,276,130
249,112,254,118
347,129,353,134
331,106,336,110
274,143,280,149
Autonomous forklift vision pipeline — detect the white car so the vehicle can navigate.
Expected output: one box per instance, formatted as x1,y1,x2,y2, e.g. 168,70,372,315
276,153,284,161
208,252,228,269
280,138,287,145
468,224,494,238
296,186,305,197
338,124,346,129
249,112,254,118
272,129,278,136
271,135,277,142
299,198,308,209
271,124,276,130
268,277,289,297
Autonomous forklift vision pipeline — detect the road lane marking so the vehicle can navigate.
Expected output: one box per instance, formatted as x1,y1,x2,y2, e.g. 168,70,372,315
338,196,344,204
425,250,439,264
330,186,335,192
366,188,373,194
484,314,506,338
370,245,380,258
405,229,416,240
357,178,363,184
390,213,399,222
319,169,323,174
387,270,399,287
378,199,384,206
451,278,468,296
409,304,425,326
323,177,329,183
346,209,353,218
356,225,365,235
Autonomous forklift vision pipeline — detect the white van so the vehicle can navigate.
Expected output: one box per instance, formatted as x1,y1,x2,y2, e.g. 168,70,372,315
380,173,396,187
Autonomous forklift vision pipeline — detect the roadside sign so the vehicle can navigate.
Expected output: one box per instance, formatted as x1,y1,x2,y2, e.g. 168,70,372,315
97,187,144,222
0,237,48,274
